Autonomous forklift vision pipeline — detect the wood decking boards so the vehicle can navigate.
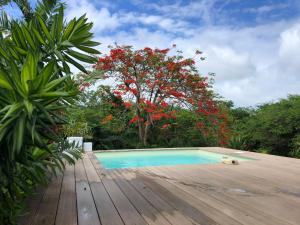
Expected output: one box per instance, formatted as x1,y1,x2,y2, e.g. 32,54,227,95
19,147,300,225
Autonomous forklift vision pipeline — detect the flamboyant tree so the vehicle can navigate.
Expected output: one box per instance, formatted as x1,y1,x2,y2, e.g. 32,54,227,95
93,45,228,146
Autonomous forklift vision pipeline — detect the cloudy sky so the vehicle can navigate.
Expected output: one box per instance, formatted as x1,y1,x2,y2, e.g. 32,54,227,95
4,0,300,107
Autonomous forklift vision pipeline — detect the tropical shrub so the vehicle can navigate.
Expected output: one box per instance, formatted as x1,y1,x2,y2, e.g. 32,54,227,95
0,0,99,223
228,95,300,157
290,134,300,158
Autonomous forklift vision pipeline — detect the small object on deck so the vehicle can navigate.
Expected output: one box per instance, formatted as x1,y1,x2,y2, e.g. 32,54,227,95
235,151,245,154
222,159,239,165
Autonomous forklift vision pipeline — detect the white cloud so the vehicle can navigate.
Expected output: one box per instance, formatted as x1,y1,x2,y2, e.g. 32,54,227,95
147,0,217,22
65,0,300,107
65,0,120,32
279,23,300,71
246,3,289,14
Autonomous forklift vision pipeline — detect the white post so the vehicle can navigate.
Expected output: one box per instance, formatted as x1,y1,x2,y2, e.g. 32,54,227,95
83,142,93,152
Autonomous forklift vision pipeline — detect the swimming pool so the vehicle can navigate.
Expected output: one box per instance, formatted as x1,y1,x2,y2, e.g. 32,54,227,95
95,149,252,169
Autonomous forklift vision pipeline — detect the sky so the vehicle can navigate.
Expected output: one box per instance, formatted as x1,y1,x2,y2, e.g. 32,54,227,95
3,0,300,107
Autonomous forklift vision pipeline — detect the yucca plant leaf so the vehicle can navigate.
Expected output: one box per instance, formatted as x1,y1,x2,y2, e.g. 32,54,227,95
60,40,73,47
31,91,73,99
0,69,13,90
38,119,59,140
32,26,46,45
24,100,33,117
32,129,48,149
12,113,26,155
62,18,75,41
12,22,27,48
0,44,9,60
64,53,88,73
14,46,28,55
76,45,100,54
8,46,21,60
33,60,55,90
62,61,71,74
54,49,65,61
32,147,48,160
44,76,66,92
0,102,22,122
21,53,37,92
22,26,36,50
8,61,27,98
81,40,99,47
67,49,96,63
35,102,55,125
36,14,51,41
56,5,64,37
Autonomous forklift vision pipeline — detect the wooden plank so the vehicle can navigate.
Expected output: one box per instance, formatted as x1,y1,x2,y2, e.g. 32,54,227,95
18,187,46,225
86,156,124,225
90,153,148,225
100,172,148,225
56,164,77,225
138,168,221,225
143,166,271,225
83,155,101,183
75,160,101,225
123,168,242,225
108,170,171,225
182,164,300,224
116,169,198,225
229,162,300,186
146,165,295,225
31,175,63,225
198,162,300,203
90,183,124,225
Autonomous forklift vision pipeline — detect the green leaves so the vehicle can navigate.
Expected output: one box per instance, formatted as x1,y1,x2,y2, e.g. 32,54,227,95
12,113,26,155
0,1,101,223
37,14,52,41
0,69,12,90
21,53,37,92
67,49,97,63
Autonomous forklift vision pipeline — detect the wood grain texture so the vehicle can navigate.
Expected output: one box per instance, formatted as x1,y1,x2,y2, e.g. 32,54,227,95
56,164,77,225
31,175,63,225
20,148,300,225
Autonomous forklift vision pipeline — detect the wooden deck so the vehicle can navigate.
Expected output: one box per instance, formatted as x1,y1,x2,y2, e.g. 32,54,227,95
19,147,300,225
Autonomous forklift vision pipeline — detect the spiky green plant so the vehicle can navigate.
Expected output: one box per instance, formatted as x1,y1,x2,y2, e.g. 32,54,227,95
0,0,99,223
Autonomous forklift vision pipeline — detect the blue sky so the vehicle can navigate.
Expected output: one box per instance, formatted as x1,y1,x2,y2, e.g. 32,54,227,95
3,0,300,107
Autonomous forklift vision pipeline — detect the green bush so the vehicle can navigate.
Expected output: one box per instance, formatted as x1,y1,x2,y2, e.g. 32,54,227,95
0,1,99,223
290,134,300,158
228,95,300,157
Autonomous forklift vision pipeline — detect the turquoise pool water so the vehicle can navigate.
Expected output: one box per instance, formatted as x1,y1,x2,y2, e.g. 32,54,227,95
95,149,251,169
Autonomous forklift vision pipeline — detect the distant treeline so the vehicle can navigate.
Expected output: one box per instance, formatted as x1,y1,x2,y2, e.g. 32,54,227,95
227,95,300,158
65,87,300,158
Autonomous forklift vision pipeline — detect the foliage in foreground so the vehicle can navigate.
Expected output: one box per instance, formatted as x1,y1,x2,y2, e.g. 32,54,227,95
0,0,99,223
228,95,300,158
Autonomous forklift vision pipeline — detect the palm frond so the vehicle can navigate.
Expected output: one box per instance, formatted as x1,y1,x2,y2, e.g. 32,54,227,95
12,0,33,21
0,11,11,34
0,0,11,7
35,0,65,19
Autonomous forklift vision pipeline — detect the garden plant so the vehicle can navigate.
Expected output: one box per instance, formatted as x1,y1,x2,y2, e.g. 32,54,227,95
0,0,99,223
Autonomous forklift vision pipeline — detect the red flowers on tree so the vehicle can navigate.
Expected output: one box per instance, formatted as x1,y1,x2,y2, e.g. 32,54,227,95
94,45,229,146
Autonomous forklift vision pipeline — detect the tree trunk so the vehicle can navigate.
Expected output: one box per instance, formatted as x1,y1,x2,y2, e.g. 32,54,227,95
143,123,150,146
136,105,144,146
138,119,144,145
